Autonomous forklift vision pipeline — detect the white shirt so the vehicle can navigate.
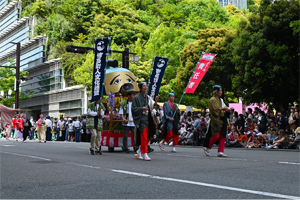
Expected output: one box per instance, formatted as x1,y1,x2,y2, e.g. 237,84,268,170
45,119,52,127
119,101,135,127
57,120,61,128
87,104,104,116
30,119,35,127
74,120,81,128
257,115,262,125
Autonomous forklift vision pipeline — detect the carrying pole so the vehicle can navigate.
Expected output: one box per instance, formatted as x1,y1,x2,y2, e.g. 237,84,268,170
146,55,155,94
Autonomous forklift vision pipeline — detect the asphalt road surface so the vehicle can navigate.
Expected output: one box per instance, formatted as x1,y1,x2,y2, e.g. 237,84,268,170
1,139,299,199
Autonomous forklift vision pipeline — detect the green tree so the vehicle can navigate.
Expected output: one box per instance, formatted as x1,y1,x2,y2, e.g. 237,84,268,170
230,0,300,109
0,60,31,108
73,52,94,93
88,2,152,46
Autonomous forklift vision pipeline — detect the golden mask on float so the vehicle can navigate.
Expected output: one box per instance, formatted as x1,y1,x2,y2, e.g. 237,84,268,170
104,68,139,95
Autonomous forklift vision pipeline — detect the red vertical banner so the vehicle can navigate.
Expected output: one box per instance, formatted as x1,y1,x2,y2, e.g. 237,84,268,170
185,53,216,94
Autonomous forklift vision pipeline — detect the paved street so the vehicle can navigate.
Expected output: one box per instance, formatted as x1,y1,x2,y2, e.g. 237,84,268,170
0,139,299,199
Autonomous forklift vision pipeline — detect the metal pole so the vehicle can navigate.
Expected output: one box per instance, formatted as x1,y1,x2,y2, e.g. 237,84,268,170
15,42,20,109
122,48,130,69
172,51,205,118
146,55,155,94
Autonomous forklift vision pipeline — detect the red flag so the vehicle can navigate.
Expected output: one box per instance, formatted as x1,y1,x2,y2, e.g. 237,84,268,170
185,53,216,94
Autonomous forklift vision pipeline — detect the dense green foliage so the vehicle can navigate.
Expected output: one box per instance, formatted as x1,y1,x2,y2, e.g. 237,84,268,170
229,0,300,109
0,60,32,107
14,0,299,109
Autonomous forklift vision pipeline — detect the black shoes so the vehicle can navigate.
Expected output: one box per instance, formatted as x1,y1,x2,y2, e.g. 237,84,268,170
90,147,102,155
96,150,102,155
122,147,130,153
90,150,95,155
147,146,154,153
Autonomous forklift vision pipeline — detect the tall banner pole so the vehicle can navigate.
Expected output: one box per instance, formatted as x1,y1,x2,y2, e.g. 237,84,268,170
91,37,109,103
147,55,155,93
99,37,112,106
172,51,205,118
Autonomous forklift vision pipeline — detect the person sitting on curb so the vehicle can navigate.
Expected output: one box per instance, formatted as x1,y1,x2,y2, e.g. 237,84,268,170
267,129,289,149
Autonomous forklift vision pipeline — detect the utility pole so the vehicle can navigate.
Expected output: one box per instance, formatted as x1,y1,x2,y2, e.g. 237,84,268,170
0,42,28,109
122,48,129,69
15,42,20,109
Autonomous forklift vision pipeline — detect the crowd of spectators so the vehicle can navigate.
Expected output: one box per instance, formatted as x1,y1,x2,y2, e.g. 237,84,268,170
1,104,299,150
0,115,90,143
154,104,300,150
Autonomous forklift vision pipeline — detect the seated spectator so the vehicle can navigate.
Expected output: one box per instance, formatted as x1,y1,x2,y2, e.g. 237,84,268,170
230,111,238,126
249,129,258,138
179,128,193,145
205,113,210,123
288,127,300,149
227,127,238,143
267,129,289,149
246,133,255,148
246,118,254,130
236,114,245,132
266,128,277,145
227,130,248,147
259,111,268,134
186,117,193,129
288,109,299,130
268,121,279,132
179,123,186,134
244,125,252,135
200,117,207,134
248,132,264,148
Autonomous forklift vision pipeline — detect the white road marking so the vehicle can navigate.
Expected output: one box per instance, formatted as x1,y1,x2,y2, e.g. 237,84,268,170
1,150,299,198
164,153,299,165
0,151,52,161
278,162,300,165
1,145,15,147
112,169,300,199
66,162,103,170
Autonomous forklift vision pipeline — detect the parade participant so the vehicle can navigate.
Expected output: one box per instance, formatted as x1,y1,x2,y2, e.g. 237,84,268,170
203,85,229,157
45,116,52,141
21,113,32,142
132,82,155,161
119,91,136,153
12,114,21,141
87,99,105,155
36,114,46,143
159,92,180,152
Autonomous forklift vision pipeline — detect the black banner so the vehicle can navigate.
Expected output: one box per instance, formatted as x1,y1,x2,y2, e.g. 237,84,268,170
91,38,108,102
147,57,169,100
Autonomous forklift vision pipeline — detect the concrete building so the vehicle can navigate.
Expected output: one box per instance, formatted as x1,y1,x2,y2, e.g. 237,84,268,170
0,0,87,120
218,0,248,10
